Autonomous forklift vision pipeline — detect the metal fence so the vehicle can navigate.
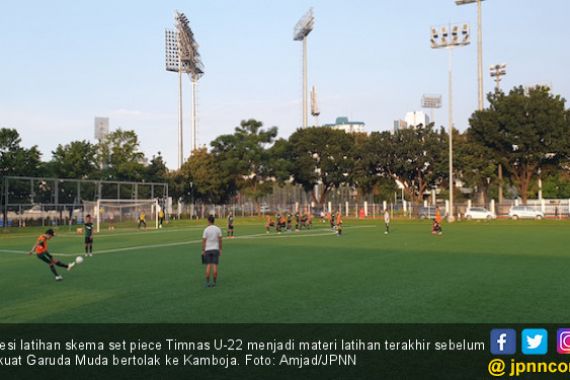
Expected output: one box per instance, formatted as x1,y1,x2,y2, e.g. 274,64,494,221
2,176,568,227
3,199,568,227
1,176,169,228
171,199,570,220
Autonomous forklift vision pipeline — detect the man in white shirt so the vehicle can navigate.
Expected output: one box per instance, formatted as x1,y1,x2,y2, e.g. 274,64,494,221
384,210,390,235
202,215,223,288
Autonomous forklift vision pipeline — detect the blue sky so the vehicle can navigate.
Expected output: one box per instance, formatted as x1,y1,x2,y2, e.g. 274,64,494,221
1,0,569,168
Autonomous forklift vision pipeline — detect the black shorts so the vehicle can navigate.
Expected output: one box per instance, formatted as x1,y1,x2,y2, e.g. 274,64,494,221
204,250,220,265
37,251,55,265
85,236,93,244
228,224,234,230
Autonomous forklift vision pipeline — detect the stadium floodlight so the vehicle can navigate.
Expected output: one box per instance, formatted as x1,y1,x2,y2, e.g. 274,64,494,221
488,62,507,205
311,85,320,126
430,23,470,222
489,63,507,91
455,0,486,111
165,28,185,169
421,94,442,125
293,8,315,128
165,11,205,169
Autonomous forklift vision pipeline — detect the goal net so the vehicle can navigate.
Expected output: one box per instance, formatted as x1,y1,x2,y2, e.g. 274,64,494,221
83,199,159,232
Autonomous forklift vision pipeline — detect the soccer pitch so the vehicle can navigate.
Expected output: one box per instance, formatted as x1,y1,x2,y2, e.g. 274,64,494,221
0,219,568,324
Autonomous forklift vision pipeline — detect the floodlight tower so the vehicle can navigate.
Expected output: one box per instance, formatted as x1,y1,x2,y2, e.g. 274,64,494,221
455,0,485,111
311,85,320,127
490,63,507,91
421,94,442,125
165,11,204,169
430,23,471,222
293,8,315,129
176,11,204,155
490,63,506,203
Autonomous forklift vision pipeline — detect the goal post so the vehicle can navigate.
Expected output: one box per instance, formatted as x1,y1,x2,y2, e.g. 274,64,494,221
84,199,159,233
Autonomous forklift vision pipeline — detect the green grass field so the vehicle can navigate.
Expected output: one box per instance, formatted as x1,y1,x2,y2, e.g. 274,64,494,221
0,218,568,323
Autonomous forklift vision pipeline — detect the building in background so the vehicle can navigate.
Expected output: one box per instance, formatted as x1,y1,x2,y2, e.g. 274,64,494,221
404,111,430,128
393,119,408,132
324,116,365,134
94,117,109,142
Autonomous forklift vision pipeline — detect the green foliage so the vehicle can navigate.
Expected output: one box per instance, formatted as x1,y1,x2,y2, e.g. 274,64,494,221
352,132,379,198
542,172,570,199
97,129,146,181
371,177,399,203
145,152,169,183
267,138,293,185
363,125,447,203
210,119,277,204
286,127,355,204
469,86,570,203
454,130,497,202
50,140,99,179
0,128,43,178
180,147,237,204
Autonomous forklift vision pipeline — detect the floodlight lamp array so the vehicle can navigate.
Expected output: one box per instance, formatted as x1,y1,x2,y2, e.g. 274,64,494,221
430,24,470,49
293,8,315,40
172,11,204,78
421,94,443,109
455,0,486,5
489,63,507,77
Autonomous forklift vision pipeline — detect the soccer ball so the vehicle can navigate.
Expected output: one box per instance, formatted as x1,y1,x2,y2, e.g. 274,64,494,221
75,256,84,264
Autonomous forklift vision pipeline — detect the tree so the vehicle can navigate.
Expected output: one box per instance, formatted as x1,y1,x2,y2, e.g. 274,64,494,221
469,86,570,203
352,132,379,200
267,138,293,185
286,127,355,204
542,171,570,199
365,126,448,203
145,152,169,183
180,147,237,204
50,140,99,179
210,119,277,208
98,129,146,181
0,128,43,178
454,130,497,204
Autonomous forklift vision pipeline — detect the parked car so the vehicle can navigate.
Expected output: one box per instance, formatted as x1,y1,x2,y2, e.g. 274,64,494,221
508,205,544,220
464,207,496,220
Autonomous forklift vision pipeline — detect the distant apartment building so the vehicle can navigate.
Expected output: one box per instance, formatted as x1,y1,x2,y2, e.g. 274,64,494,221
393,119,407,132
393,111,430,133
404,111,430,128
323,116,365,134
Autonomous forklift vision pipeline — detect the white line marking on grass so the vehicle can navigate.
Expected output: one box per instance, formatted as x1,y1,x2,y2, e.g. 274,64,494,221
0,223,371,240
0,225,376,257
0,225,222,240
0,249,25,254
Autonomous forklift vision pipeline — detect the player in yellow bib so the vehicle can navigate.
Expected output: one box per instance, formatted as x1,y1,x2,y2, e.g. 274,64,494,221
138,211,147,229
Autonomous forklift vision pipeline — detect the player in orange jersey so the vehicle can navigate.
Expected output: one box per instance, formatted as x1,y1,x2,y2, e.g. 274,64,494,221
29,229,75,281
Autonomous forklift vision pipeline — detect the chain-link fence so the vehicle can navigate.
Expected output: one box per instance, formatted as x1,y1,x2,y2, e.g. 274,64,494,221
171,198,570,221
1,176,168,228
